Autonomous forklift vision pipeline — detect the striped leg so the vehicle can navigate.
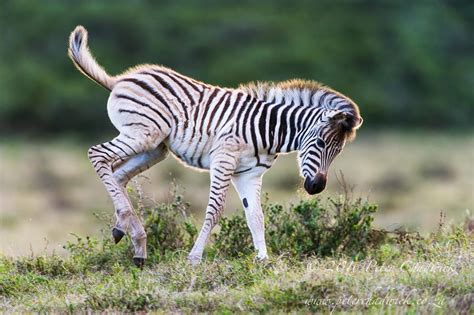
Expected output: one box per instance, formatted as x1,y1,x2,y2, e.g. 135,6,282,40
188,150,239,265
232,171,268,260
110,143,169,246
88,134,159,267
113,143,169,187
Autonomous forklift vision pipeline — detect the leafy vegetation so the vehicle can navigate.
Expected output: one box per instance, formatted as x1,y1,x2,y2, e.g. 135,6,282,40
1,1,473,137
215,194,378,259
55,190,381,271
1,191,472,313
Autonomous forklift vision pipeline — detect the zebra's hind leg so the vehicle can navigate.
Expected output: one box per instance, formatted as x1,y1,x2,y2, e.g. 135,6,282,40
188,149,239,265
111,143,169,245
232,171,268,261
88,134,161,268
113,142,169,187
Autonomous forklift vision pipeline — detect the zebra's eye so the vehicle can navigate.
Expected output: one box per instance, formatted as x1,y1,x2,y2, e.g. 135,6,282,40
316,138,325,149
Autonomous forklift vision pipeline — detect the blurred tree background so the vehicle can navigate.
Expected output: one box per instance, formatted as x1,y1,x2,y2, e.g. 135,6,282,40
0,0,472,138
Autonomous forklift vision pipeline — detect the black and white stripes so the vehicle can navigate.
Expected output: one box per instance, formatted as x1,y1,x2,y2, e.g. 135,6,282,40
68,26,363,267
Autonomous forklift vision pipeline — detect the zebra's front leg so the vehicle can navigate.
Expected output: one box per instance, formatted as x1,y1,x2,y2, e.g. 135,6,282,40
232,171,268,260
188,152,238,265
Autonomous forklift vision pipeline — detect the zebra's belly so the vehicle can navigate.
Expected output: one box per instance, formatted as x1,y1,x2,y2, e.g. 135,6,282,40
166,136,213,171
235,153,277,173
169,149,274,174
165,132,277,173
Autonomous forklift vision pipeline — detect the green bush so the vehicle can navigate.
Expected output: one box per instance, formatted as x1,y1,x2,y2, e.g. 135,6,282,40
62,190,381,268
13,255,77,277
64,234,132,271
143,192,197,262
214,195,380,259
62,191,197,270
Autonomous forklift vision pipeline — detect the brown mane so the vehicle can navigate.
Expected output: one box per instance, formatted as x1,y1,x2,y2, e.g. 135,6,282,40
239,78,329,96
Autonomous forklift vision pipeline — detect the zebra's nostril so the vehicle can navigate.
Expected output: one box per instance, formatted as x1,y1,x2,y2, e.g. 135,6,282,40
315,172,327,184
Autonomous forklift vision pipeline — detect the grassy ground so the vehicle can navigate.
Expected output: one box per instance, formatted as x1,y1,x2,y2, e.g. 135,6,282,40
1,250,472,313
0,221,472,313
0,194,472,313
1,131,473,256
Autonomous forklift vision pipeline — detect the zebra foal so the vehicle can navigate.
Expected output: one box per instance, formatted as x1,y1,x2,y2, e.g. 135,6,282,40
68,26,363,267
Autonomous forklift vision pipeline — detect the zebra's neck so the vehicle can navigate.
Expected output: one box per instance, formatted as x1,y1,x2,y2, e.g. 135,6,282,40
240,81,346,154
271,99,324,154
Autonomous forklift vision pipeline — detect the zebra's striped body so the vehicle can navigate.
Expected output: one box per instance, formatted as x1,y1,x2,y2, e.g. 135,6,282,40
68,26,363,267
111,71,279,173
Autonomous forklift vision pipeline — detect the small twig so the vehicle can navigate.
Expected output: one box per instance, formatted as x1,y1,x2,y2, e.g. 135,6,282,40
437,210,446,235
132,175,150,219
335,170,354,205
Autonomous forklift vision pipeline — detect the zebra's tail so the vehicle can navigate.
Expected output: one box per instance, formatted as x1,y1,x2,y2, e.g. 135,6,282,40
68,25,116,91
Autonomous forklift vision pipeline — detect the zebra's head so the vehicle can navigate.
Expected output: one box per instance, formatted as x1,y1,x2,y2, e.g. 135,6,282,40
298,109,363,195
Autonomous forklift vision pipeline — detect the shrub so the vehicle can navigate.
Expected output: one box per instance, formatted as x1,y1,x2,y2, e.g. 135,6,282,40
214,195,380,259
64,234,132,271
64,188,381,267
63,190,197,269
144,192,197,262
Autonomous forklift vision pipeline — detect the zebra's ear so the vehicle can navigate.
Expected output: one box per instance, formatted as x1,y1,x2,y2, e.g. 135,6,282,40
352,116,363,130
327,111,363,131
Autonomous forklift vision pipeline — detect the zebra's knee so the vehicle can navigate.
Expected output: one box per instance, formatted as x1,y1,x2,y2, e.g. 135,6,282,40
205,208,223,227
152,142,169,159
88,145,106,164
116,207,133,221
113,169,130,187
87,146,96,161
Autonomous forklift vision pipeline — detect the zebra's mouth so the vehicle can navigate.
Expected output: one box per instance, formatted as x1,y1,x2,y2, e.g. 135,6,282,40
304,173,327,195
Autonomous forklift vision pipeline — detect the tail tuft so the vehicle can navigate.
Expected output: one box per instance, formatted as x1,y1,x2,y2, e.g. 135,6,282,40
71,25,86,54
68,25,115,91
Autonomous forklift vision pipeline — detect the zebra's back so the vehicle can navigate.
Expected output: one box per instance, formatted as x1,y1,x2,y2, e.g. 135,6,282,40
107,65,258,170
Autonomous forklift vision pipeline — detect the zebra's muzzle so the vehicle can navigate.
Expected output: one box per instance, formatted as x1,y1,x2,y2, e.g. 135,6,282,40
304,173,327,195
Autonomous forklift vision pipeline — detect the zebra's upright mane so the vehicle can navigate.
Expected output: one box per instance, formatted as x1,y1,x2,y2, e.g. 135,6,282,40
239,79,357,113
239,79,326,106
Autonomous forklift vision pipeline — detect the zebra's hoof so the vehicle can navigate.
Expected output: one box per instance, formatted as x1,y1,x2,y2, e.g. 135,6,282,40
256,254,269,261
133,257,145,269
112,228,125,244
187,255,202,266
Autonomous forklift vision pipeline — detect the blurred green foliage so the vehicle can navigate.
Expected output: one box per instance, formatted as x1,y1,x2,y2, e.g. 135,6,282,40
0,1,472,137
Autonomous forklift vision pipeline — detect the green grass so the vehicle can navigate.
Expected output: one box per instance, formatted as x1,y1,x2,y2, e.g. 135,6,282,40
1,192,472,313
0,235,472,313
